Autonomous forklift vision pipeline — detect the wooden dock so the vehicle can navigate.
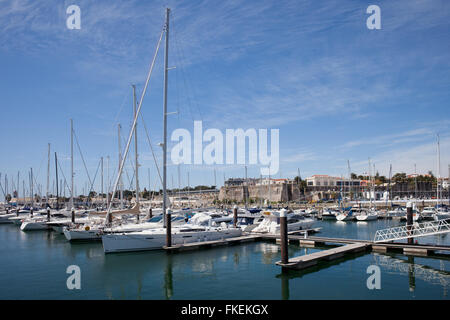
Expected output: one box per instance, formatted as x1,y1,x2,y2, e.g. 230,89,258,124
275,243,370,270
163,234,262,252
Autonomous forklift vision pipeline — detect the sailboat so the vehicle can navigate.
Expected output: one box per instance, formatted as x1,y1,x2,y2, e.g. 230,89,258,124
101,8,242,253
356,160,378,221
434,134,450,221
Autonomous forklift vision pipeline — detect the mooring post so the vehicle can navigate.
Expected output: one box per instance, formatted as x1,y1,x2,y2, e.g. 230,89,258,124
166,208,172,247
47,208,50,222
233,205,238,228
30,207,33,217
280,208,289,265
71,207,75,223
406,201,413,244
149,207,153,219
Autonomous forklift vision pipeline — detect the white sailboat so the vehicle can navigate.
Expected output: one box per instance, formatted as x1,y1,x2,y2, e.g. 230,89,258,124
101,9,241,253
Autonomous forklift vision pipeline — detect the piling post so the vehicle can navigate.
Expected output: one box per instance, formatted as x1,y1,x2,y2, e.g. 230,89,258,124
406,201,413,244
30,207,33,217
71,207,75,223
166,209,172,247
233,205,238,228
47,208,50,222
280,208,289,265
149,207,153,219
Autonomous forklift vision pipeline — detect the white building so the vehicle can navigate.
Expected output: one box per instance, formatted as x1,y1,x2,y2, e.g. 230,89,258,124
306,175,360,188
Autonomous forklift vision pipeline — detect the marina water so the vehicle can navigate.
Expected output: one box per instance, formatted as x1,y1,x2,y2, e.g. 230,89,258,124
0,219,448,300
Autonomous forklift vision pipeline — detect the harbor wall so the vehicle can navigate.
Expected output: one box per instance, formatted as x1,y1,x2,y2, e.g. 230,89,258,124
219,184,302,203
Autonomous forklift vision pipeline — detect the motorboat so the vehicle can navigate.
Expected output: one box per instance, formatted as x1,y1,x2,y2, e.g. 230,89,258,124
250,212,314,234
321,208,339,220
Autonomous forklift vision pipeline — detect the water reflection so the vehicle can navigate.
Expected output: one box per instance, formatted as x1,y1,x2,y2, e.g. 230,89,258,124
164,254,173,300
372,253,450,296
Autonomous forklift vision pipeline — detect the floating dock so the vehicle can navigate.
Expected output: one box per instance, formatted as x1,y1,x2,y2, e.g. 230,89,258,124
276,243,370,270
163,234,262,252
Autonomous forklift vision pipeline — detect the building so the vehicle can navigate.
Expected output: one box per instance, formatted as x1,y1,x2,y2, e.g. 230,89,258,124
305,175,360,188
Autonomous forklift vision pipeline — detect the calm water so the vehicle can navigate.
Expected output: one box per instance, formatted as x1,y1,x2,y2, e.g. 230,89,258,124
0,219,449,300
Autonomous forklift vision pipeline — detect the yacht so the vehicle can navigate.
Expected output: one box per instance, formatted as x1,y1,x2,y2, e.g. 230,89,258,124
335,208,356,221
102,221,242,253
321,208,339,220
250,212,314,234
355,208,378,221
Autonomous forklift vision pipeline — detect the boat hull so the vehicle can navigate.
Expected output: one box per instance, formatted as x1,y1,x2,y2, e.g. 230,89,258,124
20,221,51,231
356,215,377,221
102,228,242,253
63,228,102,241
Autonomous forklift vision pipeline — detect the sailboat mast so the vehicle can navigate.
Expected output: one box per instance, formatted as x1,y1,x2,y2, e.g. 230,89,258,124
30,168,34,208
46,143,50,205
118,124,124,209
437,134,441,207
55,152,59,210
70,119,74,210
163,7,170,228
100,157,104,207
133,84,140,220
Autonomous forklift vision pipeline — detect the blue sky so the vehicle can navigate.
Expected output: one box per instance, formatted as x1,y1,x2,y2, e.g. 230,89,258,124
0,0,449,196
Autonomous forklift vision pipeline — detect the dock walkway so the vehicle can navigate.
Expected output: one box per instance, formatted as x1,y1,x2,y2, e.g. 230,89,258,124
275,243,369,270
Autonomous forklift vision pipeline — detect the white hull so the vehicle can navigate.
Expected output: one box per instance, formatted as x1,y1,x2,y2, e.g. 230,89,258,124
63,227,102,241
20,221,51,231
102,227,242,253
336,214,355,221
356,214,378,221
0,213,16,224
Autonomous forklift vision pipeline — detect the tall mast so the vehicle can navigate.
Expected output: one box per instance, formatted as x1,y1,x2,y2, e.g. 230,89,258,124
388,164,392,204
437,134,441,207
368,158,372,207
55,152,59,209
106,156,110,209
244,165,248,209
70,119,74,210
163,8,170,227
133,84,140,219
118,123,124,209
30,168,34,208
17,171,19,206
46,143,50,205
101,157,104,207
414,163,417,200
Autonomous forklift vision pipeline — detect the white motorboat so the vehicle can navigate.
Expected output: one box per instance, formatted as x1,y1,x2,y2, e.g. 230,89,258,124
63,212,188,241
20,211,88,231
321,208,338,220
251,212,314,234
